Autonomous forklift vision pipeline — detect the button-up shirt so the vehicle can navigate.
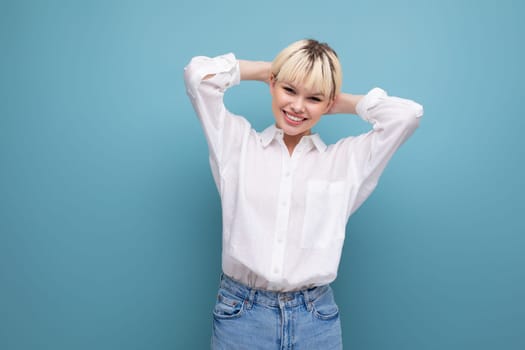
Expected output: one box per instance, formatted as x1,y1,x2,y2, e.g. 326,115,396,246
184,53,423,291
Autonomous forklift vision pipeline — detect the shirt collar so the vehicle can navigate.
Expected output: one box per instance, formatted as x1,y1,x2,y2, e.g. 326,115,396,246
259,125,327,153
309,133,327,153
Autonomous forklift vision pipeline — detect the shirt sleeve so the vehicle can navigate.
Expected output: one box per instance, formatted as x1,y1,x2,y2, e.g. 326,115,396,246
343,87,424,215
184,53,250,186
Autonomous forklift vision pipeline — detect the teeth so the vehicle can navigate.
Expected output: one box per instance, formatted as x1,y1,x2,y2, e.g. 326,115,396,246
286,112,304,122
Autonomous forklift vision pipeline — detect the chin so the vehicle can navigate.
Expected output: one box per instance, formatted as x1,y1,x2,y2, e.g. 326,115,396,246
285,128,307,136
275,121,299,135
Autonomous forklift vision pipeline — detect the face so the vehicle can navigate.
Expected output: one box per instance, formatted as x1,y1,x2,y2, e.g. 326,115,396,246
269,78,333,138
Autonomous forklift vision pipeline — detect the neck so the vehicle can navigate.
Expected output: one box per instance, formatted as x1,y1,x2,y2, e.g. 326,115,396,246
283,130,310,155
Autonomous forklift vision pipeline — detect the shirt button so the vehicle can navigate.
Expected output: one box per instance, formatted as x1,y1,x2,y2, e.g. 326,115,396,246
273,268,279,274
277,237,283,243
285,171,291,177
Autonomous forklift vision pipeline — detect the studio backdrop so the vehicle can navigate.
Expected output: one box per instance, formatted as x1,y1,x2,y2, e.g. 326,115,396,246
1,0,524,349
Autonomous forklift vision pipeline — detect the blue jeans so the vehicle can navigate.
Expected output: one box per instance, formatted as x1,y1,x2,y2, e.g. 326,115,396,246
211,274,343,349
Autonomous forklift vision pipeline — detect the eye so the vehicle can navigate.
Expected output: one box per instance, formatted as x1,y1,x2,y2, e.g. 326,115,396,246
282,86,295,94
309,97,322,102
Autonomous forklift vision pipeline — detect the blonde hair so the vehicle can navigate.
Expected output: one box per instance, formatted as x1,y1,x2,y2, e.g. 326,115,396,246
271,39,342,100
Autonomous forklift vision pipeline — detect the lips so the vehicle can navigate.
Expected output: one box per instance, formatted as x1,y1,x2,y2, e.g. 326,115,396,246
283,110,307,126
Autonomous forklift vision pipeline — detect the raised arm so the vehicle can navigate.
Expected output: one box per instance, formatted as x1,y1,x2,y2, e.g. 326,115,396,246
338,87,424,216
202,59,271,83
238,60,272,83
326,92,365,115
184,53,251,185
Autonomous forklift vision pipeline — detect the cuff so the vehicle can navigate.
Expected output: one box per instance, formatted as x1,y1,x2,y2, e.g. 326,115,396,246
207,53,241,89
184,53,240,97
355,87,388,121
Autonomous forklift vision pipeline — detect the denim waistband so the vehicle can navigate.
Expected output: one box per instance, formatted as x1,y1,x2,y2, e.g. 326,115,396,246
219,273,331,308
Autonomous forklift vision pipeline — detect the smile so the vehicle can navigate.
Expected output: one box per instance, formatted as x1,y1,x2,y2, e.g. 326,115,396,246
283,111,307,125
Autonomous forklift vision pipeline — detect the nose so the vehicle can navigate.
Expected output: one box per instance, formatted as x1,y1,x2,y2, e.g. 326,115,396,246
290,97,305,113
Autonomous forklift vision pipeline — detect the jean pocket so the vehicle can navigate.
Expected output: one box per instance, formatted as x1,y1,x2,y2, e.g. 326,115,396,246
212,290,246,320
311,288,340,321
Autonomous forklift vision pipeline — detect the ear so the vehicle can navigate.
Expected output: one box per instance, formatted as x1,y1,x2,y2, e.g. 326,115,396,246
269,74,276,94
324,97,335,114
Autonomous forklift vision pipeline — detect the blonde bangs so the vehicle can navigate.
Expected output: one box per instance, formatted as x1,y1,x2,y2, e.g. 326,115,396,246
271,40,342,100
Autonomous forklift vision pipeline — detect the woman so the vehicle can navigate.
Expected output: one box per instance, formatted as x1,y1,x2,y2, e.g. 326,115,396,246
184,39,423,349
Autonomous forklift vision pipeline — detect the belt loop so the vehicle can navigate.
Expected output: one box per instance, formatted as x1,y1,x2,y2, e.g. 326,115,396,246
245,288,256,310
302,289,312,312
218,273,225,288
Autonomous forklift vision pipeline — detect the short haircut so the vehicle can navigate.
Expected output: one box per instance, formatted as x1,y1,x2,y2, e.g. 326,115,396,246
271,39,342,100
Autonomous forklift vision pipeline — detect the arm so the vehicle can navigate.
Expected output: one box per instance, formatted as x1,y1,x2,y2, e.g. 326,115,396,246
202,59,271,82
238,60,272,83
337,88,424,216
184,53,251,185
326,93,365,115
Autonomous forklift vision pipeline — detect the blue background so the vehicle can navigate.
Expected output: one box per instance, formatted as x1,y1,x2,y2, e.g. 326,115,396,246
1,0,524,349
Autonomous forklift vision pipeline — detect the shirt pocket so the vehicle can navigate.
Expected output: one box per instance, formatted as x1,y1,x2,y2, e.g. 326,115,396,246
301,180,347,249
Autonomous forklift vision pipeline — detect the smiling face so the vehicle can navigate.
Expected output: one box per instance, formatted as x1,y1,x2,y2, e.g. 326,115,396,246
269,39,342,141
270,78,333,138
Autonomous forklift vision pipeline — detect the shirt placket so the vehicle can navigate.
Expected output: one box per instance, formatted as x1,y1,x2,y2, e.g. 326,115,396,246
270,144,294,280
270,140,307,281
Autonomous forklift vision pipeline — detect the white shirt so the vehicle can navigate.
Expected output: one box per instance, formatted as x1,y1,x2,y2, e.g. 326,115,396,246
184,53,423,291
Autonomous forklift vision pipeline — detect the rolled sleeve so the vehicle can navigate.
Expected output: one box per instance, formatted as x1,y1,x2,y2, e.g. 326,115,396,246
184,53,240,99
184,53,249,188
343,87,424,215
356,87,424,127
